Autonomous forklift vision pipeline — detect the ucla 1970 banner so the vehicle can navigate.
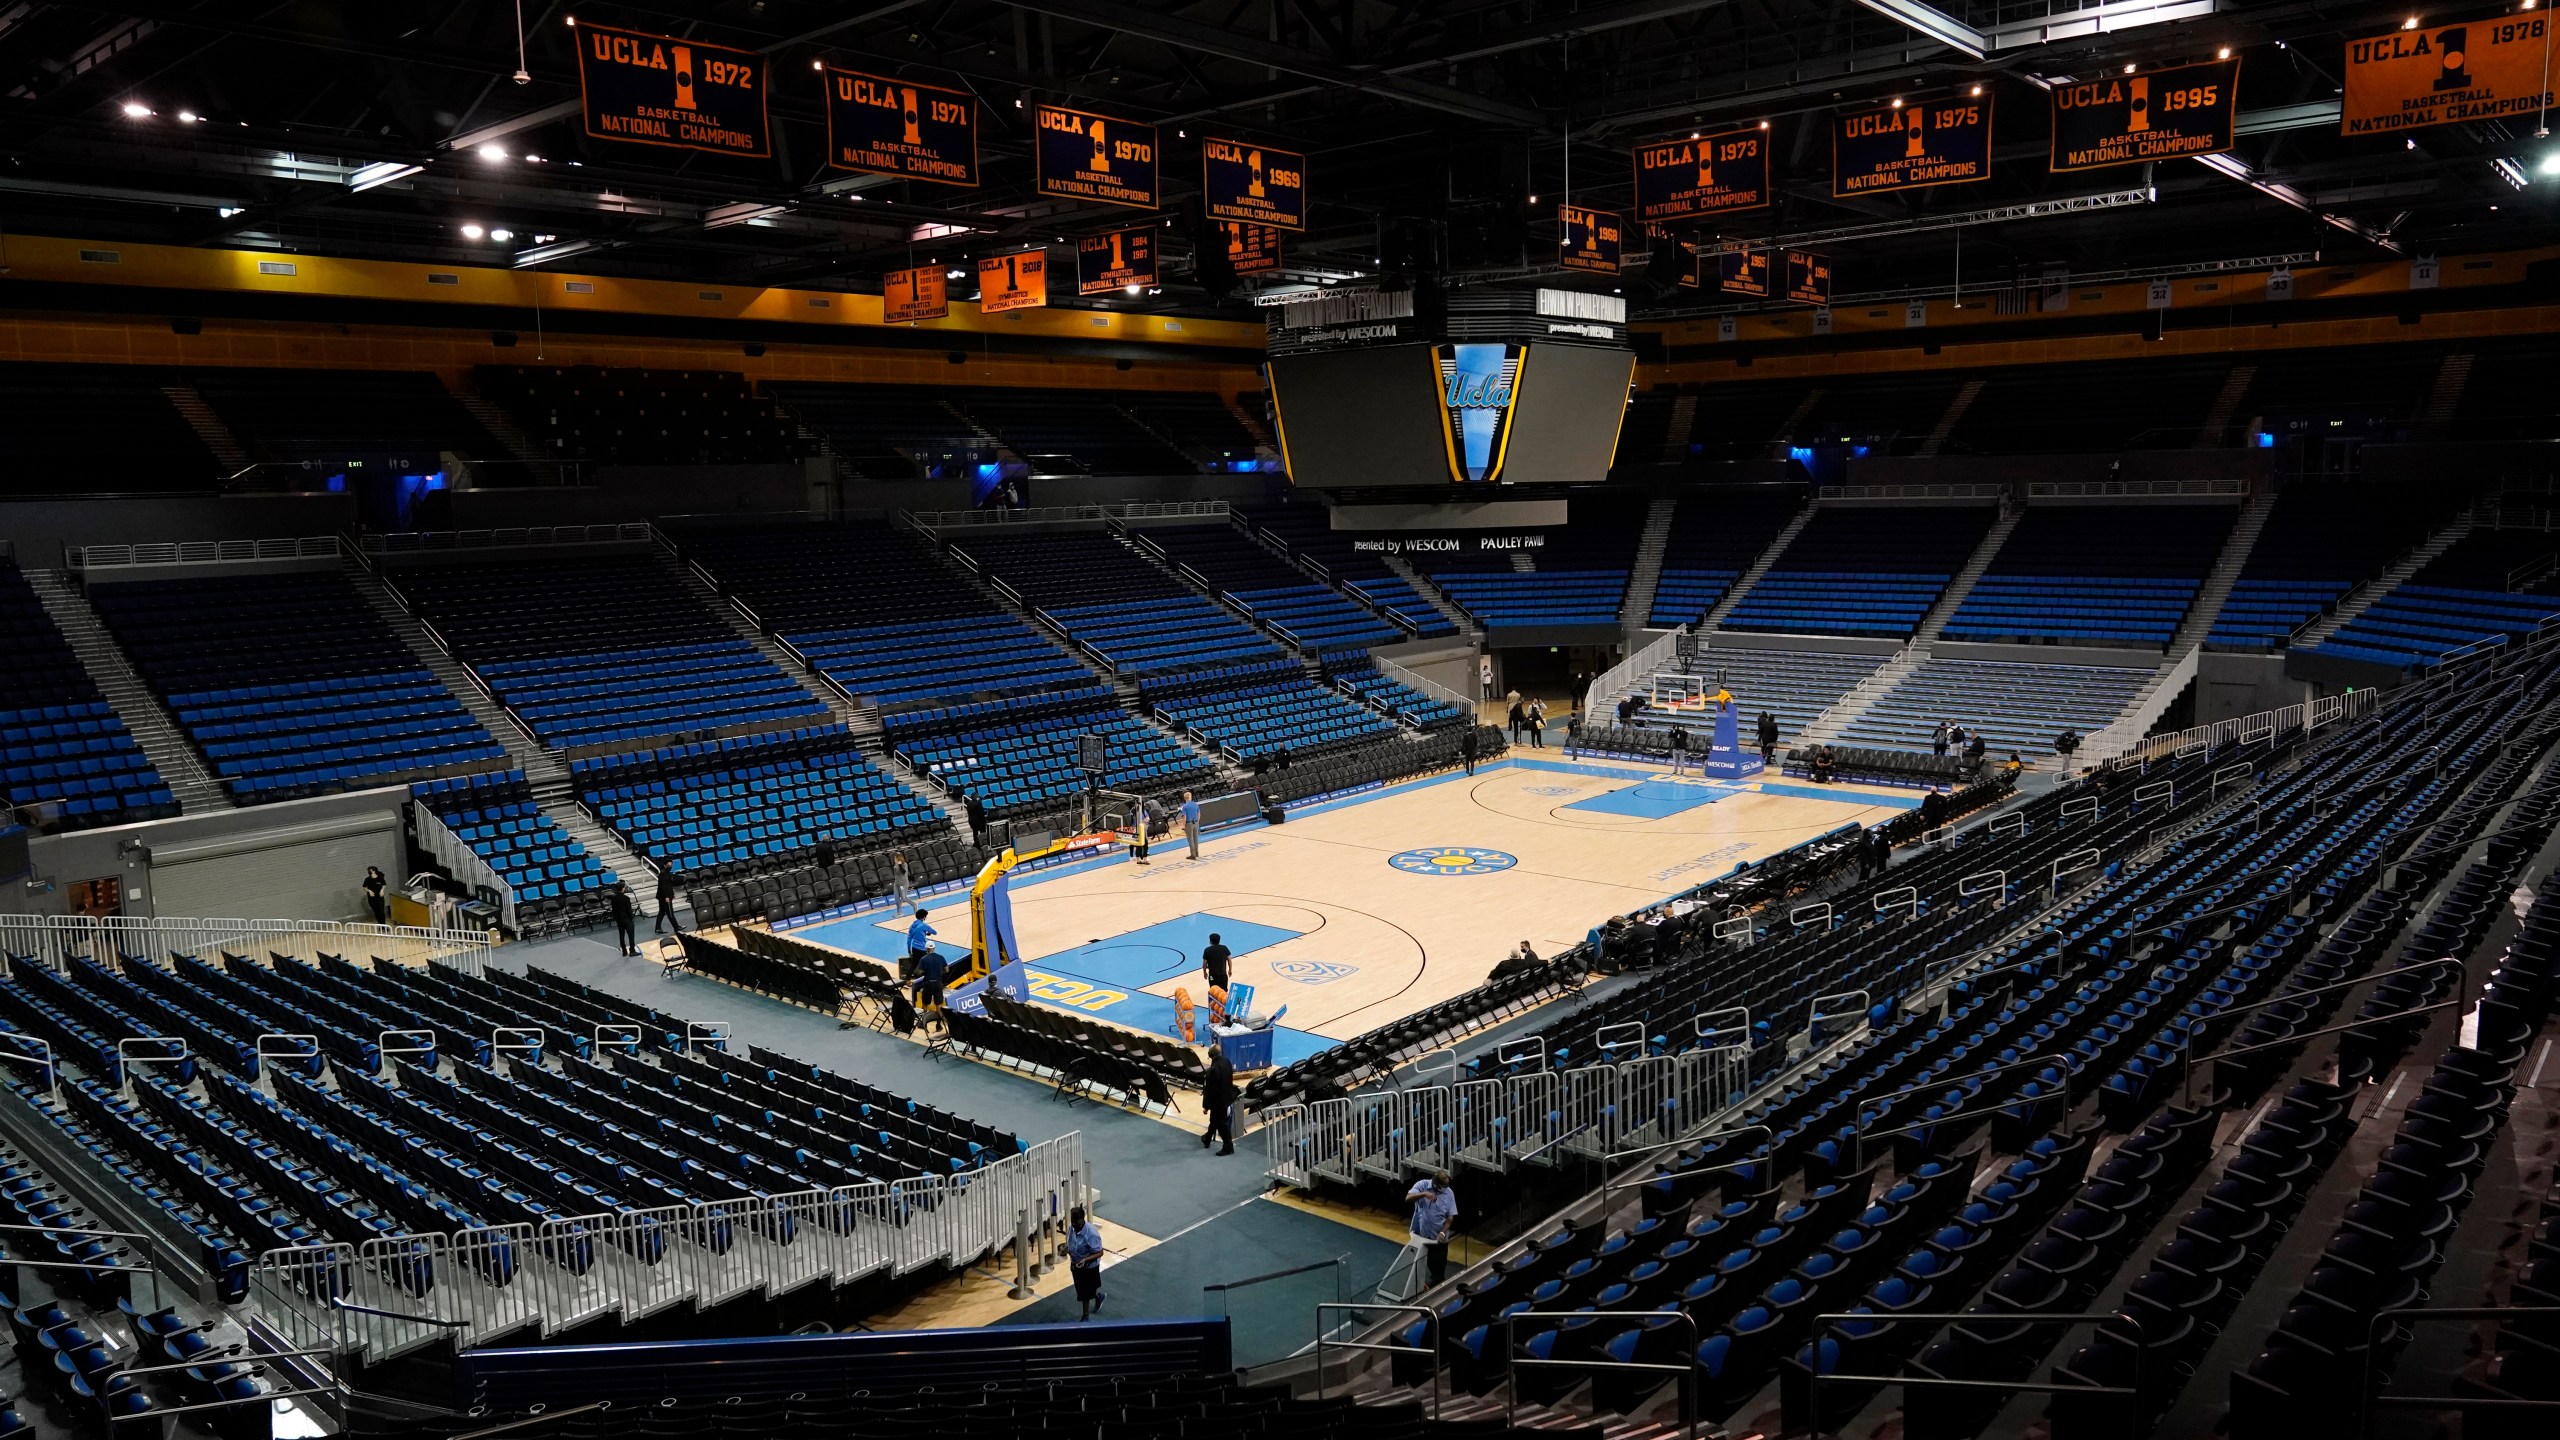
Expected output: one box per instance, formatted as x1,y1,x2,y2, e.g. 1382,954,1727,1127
1035,104,1159,208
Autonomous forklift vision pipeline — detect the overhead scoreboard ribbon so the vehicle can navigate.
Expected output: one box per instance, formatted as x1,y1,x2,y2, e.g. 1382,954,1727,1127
574,21,768,158
2049,58,2238,170
1035,104,1159,208
1633,123,1770,223
1203,137,1306,230
2341,16,2554,135
822,67,977,185
1833,95,1992,195
1078,227,1158,295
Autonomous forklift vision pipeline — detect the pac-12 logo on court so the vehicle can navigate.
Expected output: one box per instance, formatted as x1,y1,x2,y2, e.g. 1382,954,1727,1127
1272,960,1358,985
1390,846,1518,876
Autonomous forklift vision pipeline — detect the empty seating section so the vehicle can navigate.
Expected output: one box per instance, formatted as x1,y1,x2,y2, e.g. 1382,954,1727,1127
1420,497,1645,630
1238,500,1455,639
0,559,171,828
478,366,796,464
2240,344,2446,435
1949,357,2234,453
952,530,1283,674
1651,487,1809,625
0,362,216,493
1327,659,1464,729
1679,378,1817,461
571,726,942,879
2301,528,2560,668
1784,374,1962,453
1144,660,1398,760
191,368,501,463
1835,657,2151,754
1640,648,1885,744
414,771,619,932
956,389,1193,475
886,688,1213,816
1943,505,2233,649
1118,391,1262,463
2208,482,2461,648
2456,335,2560,441
671,521,1090,705
391,553,825,748
764,382,980,479
1142,523,1398,655
86,569,504,801
1723,505,1995,638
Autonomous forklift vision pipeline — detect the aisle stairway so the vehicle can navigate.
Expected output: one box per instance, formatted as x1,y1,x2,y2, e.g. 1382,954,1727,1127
2194,364,2256,447
1382,554,1482,644
1702,500,1818,631
21,568,229,812
650,536,868,733
159,384,250,469
2168,489,2279,650
1909,503,2024,644
444,376,547,464
1619,494,1678,633
2290,509,2477,649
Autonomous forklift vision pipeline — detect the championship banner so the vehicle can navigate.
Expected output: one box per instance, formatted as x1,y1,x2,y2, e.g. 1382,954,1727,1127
1696,248,1768,297
574,22,768,158
1834,95,1992,196
2050,58,2238,170
1203,137,1306,231
977,250,1048,314
1633,124,1770,222
2342,16,2553,135
1558,205,1623,274
1078,228,1157,295
822,67,977,185
1035,104,1158,208
883,265,948,324
1783,250,1833,307
1224,222,1283,276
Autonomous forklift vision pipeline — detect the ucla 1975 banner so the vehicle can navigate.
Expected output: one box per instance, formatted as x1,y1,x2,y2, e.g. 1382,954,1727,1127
2049,58,2237,170
1834,95,1992,195
1035,104,1159,208
1203,137,1306,231
1633,124,1769,222
575,21,768,158
2342,16,2553,134
823,68,976,185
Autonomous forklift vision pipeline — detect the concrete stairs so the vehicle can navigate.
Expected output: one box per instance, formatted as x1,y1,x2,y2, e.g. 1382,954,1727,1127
339,557,561,783
161,384,249,470
1916,378,1984,457
1701,497,1818,632
2417,352,2474,440
1909,503,2024,645
1660,392,1698,460
1223,393,1276,450
1619,493,1678,633
648,539,869,733
2193,365,2256,447
1796,646,1929,745
529,773,656,891
22,569,231,812
1381,554,1481,644
2169,488,2279,651
2290,509,2477,650
2084,645,2201,757
444,378,547,464
1766,387,1824,455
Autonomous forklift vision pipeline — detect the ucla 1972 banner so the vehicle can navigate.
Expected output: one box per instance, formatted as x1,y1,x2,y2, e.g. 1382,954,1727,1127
2049,58,2237,170
1633,124,1770,222
2342,16,2553,134
1035,104,1159,208
574,21,768,158
1078,228,1158,295
1203,137,1306,231
1558,205,1622,274
1834,95,1992,195
822,68,976,185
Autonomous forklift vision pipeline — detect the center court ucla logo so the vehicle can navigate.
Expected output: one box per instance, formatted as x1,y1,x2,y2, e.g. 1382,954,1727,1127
1390,846,1518,876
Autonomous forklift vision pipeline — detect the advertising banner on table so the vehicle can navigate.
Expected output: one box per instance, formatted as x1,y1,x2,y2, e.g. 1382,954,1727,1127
978,250,1048,314
2341,16,2554,135
575,21,769,157
883,266,948,324
822,67,977,185
1224,222,1284,276
1077,228,1158,294
1717,248,1771,298
1035,104,1159,208
2050,58,2238,170
1783,250,1832,306
1633,124,1770,222
1558,205,1623,274
1203,137,1306,230
1834,96,1992,195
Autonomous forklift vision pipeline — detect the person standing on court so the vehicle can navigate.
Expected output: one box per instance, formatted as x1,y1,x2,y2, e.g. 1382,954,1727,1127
1506,697,1526,743
361,866,389,925
1758,712,1780,765
1181,790,1202,860
1668,725,1692,775
890,851,915,915
1406,1174,1458,1285
608,882,638,957
1068,1207,1107,1320
652,868,681,935
1527,698,1546,749
904,906,937,980
1201,1041,1239,1154
1130,797,1153,865
1460,726,1480,776
1201,931,1231,993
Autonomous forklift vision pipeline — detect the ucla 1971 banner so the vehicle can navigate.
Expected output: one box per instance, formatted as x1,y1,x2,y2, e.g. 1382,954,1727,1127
1834,95,1992,195
575,21,768,158
1224,222,1283,275
1203,137,1306,231
2342,16,2553,134
977,250,1048,314
882,266,947,324
1558,205,1622,273
2050,58,2237,170
1035,104,1158,208
822,67,976,185
1784,250,1832,306
1078,228,1157,294
1633,124,1770,222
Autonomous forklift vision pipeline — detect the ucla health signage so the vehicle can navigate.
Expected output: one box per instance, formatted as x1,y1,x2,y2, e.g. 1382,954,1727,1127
1436,343,1522,484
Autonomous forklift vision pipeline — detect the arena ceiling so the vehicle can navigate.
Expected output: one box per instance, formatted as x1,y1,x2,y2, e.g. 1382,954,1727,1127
0,0,2550,316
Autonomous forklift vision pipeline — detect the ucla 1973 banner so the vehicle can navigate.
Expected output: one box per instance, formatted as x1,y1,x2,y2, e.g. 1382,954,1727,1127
977,250,1048,314
1558,205,1622,274
1078,228,1157,295
574,22,768,158
1035,104,1159,208
2342,16,2553,134
882,266,947,324
1834,95,1992,195
1633,124,1770,222
2050,58,2237,170
1203,137,1306,231
822,68,976,185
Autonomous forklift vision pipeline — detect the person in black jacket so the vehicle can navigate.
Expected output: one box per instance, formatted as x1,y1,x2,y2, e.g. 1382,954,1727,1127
1201,1043,1239,1154
1460,727,1481,776
1200,932,1232,992
1668,725,1693,775
652,869,681,934
1757,712,1780,765
965,793,988,846
609,883,638,956
361,866,389,925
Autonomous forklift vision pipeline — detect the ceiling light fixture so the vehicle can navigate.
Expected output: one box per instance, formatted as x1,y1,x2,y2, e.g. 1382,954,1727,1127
461,223,486,239
1891,97,1905,108
121,102,149,118
2123,63,2138,73
1970,84,1983,96
2403,15,2420,27
348,161,423,192
491,228,513,242
480,145,508,162
2217,46,2232,59
177,110,198,123
1124,283,1141,294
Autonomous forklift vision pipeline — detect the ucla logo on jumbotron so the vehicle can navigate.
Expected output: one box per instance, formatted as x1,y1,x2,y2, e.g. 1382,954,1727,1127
1389,846,1518,876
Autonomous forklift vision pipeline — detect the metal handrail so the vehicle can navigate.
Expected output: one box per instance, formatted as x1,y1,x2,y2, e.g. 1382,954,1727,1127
1808,1309,2146,1440
1316,1302,1441,1419
1501,1308,1698,1438
452,1405,610,1440
2358,1305,2560,1438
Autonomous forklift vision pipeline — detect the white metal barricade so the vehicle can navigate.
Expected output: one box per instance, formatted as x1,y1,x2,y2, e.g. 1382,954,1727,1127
2050,848,2102,891
684,1021,731,1054
0,1034,56,1102
1595,1020,1648,1062
1807,990,1871,1042
490,1027,545,1065
377,1030,435,1076
1350,1093,1410,1180
1448,1078,1510,1171
592,1023,642,1057
1790,902,1834,931
2210,762,2254,795
1712,912,1754,945
2059,795,2100,824
115,1036,189,1095
1989,811,2029,839
1958,870,2007,902
2132,779,2175,809
254,1032,319,1090
1874,886,1919,919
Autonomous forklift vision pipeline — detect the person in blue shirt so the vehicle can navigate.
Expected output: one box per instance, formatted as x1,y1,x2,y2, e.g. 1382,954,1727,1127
1181,790,1203,860
1068,1206,1107,1319
906,908,946,1014
1405,1175,1458,1284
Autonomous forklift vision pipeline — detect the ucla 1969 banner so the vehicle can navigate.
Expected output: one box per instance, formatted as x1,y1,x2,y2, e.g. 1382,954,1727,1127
978,250,1048,314
1784,251,1832,306
2342,16,2553,134
1558,205,1622,274
575,22,768,158
1633,124,1769,222
1078,228,1157,294
2049,58,2237,170
1035,104,1158,208
1834,95,1991,195
1203,137,1306,231
1224,222,1283,276
882,266,947,324
823,67,976,185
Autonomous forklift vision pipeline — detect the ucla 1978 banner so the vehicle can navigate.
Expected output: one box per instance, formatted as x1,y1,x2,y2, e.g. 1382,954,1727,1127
575,22,768,157
1203,137,1306,231
1834,96,1992,195
2050,58,2237,170
823,68,976,185
1558,205,1622,274
1078,228,1157,294
2342,16,2553,134
1035,104,1158,208
1633,124,1770,222
882,266,947,324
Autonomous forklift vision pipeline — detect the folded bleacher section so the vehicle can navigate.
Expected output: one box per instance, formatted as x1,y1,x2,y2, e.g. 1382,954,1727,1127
885,686,1215,818
391,552,827,749
477,366,797,465
86,569,505,802
1617,647,1885,747
1650,486,1810,626
1239,499,1456,640
0,558,173,830
2296,527,2560,670
190,368,503,464
1142,659,1399,762
949,528,1284,674
413,770,618,936
0,361,218,493
2208,481,2463,649
1941,504,2234,649
1832,657,2152,756
1140,522,1399,657
1722,505,1997,638
1418,494,1647,631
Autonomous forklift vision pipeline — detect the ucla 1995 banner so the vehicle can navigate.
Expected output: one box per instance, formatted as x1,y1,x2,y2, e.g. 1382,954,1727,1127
1834,95,1991,195
1035,104,1159,208
1078,228,1158,295
1633,124,1770,222
2342,16,2553,134
1203,137,1306,231
575,22,768,157
823,67,976,185
2049,58,2237,170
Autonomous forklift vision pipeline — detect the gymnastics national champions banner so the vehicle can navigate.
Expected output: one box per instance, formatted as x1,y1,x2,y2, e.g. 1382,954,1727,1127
882,265,948,323
822,67,977,185
2050,58,2238,170
977,250,1048,314
1633,124,1770,222
1834,95,1992,195
1034,104,1159,208
1203,137,1306,231
1078,227,1158,294
2341,15,2554,135
574,21,769,158
1558,205,1622,274
1224,222,1284,275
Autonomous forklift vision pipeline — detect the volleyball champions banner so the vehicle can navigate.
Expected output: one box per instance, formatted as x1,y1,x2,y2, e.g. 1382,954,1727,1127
1203,137,1306,231
977,250,1048,314
822,67,977,185
2050,58,2238,170
1558,205,1623,273
882,266,947,323
575,22,768,158
1034,104,1159,208
1224,222,1284,275
1834,95,1992,195
1078,228,1157,294
2342,16,2554,134
1633,124,1770,222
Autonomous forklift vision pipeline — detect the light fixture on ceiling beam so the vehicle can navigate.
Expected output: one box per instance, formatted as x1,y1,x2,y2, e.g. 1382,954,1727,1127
702,202,789,229
1852,0,1987,58
514,238,602,267
348,162,424,193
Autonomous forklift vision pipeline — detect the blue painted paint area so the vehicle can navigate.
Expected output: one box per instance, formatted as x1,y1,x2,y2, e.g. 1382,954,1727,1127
1754,780,1923,809
1029,912,1304,990
1565,779,1735,818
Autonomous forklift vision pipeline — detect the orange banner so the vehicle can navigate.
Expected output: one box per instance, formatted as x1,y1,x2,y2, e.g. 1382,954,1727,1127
977,250,1048,313
2342,16,2555,134
883,266,947,324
